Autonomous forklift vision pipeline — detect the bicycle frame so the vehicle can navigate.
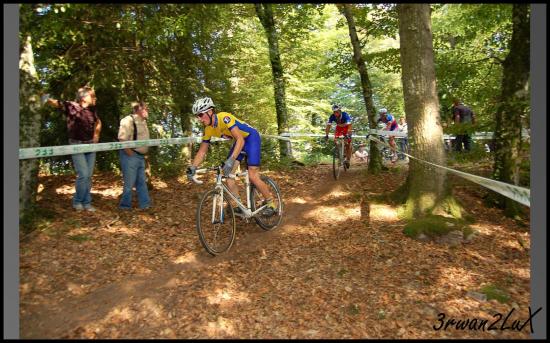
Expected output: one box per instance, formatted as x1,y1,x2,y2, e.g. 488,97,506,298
335,137,346,164
195,167,270,220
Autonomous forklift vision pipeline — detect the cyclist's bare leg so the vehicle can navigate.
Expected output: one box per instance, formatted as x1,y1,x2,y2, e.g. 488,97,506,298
345,140,352,161
225,163,242,203
389,136,398,160
248,166,274,202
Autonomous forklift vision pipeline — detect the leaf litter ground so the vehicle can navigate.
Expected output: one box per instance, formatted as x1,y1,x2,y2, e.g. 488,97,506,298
20,161,532,338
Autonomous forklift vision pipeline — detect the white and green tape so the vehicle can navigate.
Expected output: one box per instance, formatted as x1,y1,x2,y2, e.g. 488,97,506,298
367,135,530,207
19,134,291,160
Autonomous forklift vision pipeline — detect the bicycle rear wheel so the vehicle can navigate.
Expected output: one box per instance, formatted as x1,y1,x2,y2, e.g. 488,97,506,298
196,189,236,256
250,175,283,231
333,143,342,180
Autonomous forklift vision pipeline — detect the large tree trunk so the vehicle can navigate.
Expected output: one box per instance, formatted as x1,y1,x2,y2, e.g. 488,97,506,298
255,3,293,159
19,35,42,223
397,4,450,217
491,4,530,218
338,4,382,173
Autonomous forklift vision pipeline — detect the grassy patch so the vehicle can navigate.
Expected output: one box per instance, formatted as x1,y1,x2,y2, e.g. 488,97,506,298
20,206,57,235
403,215,472,239
337,269,349,277
346,304,360,316
68,234,92,243
480,284,510,303
350,192,363,203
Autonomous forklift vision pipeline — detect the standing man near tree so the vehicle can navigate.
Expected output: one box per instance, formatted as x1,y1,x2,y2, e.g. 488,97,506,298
452,98,476,152
117,101,152,211
43,86,102,212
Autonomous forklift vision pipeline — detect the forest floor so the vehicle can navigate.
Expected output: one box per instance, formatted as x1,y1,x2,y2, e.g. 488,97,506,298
20,159,532,339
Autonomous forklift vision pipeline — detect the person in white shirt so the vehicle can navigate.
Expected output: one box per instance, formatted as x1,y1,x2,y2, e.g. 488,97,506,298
353,144,369,164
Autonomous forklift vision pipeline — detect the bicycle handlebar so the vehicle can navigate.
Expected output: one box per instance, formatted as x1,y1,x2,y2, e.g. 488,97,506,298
190,166,239,185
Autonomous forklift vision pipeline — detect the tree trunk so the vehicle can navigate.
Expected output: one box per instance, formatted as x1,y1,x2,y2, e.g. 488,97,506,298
255,3,293,159
338,4,382,173
491,4,530,218
397,4,451,218
19,35,42,223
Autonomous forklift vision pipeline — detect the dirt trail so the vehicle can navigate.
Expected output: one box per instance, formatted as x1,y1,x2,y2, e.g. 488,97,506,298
20,163,531,339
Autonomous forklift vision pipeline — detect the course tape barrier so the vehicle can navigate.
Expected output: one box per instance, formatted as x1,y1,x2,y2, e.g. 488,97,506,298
367,134,530,208
19,134,291,160
281,129,530,140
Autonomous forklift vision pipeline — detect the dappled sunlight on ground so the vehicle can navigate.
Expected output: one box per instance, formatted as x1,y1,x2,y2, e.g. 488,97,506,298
435,266,479,292
287,196,307,204
206,286,251,306
302,205,361,224
151,179,169,189
369,203,400,222
103,225,141,236
205,315,236,337
55,185,74,195
173,251,199,265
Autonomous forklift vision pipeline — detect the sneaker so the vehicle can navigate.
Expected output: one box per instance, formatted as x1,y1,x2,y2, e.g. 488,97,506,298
73,204,84,211
84,205,96,212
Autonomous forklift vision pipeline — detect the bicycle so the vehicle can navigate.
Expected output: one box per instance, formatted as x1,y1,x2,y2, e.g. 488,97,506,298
332,136,350,180
191,160,284,256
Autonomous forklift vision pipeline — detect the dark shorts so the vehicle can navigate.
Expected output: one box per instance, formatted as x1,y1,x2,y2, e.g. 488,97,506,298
227,130,262,167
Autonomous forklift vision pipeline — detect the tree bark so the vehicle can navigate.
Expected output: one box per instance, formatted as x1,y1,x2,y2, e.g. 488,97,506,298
19,35,42,223
397,4,450,217
255,3,293,158
339,4,382,173
491,4,530,217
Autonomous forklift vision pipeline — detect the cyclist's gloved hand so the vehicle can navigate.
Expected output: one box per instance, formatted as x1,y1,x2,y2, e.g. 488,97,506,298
345,133,352,140
186,165,196,181
223,157,235,177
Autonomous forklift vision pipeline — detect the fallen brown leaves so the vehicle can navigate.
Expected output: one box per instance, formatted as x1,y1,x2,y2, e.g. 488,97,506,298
20,164,531,339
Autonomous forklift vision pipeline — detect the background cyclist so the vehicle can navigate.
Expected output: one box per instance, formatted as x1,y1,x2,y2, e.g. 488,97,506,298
324,104,353,168
186,97,276,216
377,108,398,162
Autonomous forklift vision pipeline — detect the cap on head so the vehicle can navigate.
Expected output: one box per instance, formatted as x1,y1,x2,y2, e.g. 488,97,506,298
332,104,341,111
379,108,387,114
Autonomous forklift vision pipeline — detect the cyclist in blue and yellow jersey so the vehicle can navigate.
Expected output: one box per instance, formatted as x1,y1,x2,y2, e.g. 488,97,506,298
186,97,276,216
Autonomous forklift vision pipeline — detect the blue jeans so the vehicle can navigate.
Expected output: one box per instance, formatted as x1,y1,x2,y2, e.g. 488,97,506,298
119,150,151,209
71,151,96,207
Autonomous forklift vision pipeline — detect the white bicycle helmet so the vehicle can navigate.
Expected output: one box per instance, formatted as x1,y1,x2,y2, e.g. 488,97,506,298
192,97,215,115
379,108,387,114
332,104,341,111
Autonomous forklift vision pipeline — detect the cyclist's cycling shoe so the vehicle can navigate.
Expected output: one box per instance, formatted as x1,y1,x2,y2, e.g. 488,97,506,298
261,200,277,217
344,160,350,169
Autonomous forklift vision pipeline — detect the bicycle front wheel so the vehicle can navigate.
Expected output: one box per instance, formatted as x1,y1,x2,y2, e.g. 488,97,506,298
333,143,341,180
250,175,284,231
196,189,236,256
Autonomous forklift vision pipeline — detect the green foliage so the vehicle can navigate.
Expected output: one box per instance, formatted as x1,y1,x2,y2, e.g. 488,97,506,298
402,215,471,239
22,3,524,186
20,205,57,235
480,284,510,303
68,234,92,243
